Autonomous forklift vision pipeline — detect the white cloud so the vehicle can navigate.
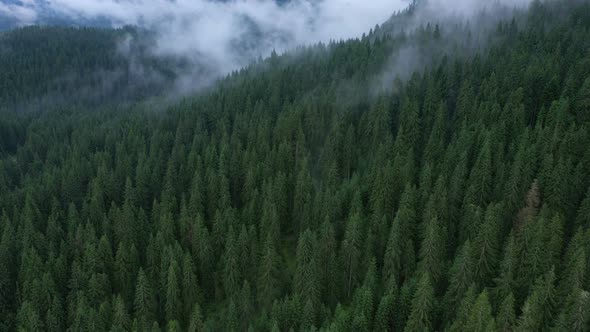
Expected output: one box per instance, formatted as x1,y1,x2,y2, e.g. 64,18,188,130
1,0,534,96
0,1,38,25
35,0,406,67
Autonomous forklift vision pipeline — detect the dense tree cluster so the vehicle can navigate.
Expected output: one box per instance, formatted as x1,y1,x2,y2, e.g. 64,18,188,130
0,26,176,110
1,0,590,331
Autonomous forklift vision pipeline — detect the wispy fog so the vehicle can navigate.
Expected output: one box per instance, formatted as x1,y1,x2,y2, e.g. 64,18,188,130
1,0,535,99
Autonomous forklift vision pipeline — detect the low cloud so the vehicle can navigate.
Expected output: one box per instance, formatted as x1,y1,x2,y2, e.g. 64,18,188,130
1,0,535,99
2,0,414,95
0,0,37,26
371,0,534,96
6,0,407,70
422,0,532,17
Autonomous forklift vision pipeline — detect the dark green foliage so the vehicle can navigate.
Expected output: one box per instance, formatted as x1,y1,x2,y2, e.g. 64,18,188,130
0,26,176,110
1,1,590,331
516,268,557,331
404,273,435,332
496,293,516,332
464,290,496,332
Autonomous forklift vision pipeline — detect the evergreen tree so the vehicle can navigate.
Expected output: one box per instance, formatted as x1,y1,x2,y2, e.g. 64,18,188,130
134,268,156,321
404,274,435,332
294,229,320,310
165,260,181,323
444,240,475,314
473,204,501,285
16,301,43,332
417,217,447,288
258,233,281,309
187,303,205,332
340,213,363,298
465,135,493,207
496,293,516,332
553,289,590,332
448,285,478,332
464,290,496,332
516,268,557,332
374,290,396,332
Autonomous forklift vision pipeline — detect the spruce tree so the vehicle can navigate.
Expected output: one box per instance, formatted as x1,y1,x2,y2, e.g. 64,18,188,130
404,274,435,332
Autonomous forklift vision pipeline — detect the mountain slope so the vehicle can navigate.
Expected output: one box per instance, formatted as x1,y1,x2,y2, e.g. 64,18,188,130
0,26,180,110
1,0,590,331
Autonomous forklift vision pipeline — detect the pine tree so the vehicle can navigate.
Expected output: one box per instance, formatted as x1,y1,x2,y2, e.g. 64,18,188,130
553,289,590,332
575,77,590,122
515,268,557,332
114,242,136,303
448,285,478,332
404,274,435,332
465,135,493,207
222,226,241,299
165,260,181,323
187,303,204,332
318,217,338,307
340,212,363,298
238,280,254,331
375,290,396,332
494,232,518,304
300,299,315,332
226,299,239,332
189,167,205,218
16,301,43,332
0,218,16,325
383,185,417,289
257,233,281,309
45,296,64,332
417,216,447,288
182,253,200,322
352,259,377,332
575,186,590,229
472,204,501,286
294,229,320,309
557,228,587,301
134,268,156,321
496,293,516,332
166,320,182,332
293,158,313,234
464,290,496,332
111,294,131,331
444,240,475,314
189,214,213,293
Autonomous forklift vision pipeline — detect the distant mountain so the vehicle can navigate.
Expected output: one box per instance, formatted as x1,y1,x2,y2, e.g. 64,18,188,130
0,0,295,30
0,0,123,30
0,26,181,110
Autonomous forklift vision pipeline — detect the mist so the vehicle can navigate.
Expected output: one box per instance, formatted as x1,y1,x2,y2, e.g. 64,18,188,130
2,0,535,100
371,0,536,96
4,1,406,73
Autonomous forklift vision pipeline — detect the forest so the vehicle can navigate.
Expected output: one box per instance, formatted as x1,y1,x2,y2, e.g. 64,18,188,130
1,0,590,331
0,25,178,110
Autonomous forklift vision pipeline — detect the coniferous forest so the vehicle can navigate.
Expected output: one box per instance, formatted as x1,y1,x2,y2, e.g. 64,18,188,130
1,0,590,331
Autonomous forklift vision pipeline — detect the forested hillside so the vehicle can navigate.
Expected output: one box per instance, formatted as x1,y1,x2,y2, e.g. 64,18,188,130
1,0,590,331
0,26,177,110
